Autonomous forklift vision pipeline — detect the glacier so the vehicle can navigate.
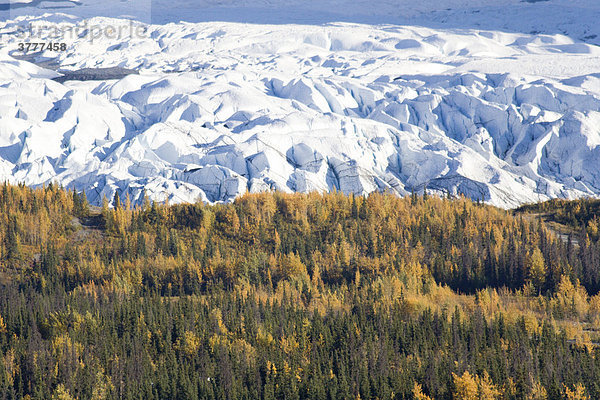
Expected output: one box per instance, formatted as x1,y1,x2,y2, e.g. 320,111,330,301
1,1,600,208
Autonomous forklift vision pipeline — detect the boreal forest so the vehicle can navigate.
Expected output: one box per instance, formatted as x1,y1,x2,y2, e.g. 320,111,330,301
1,183,600,399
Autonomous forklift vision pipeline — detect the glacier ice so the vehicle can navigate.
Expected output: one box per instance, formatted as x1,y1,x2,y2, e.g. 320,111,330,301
1,17,600,208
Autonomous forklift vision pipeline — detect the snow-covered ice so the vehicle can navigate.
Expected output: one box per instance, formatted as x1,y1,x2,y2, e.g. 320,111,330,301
1,1,600,207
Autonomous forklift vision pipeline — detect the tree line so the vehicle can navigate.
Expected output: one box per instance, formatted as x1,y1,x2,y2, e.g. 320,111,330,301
0,183,599,399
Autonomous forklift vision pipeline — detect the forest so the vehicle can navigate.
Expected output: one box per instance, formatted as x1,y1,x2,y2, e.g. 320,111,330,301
1,183,600,399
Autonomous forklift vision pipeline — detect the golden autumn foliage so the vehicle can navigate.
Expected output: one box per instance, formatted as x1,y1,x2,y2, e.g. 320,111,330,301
176,330,202,356
565,383,590,400
2,184,600,398
452,371,479,400
527,380,548,400
413,382,434,400
452,371,501,400
51,384,75,400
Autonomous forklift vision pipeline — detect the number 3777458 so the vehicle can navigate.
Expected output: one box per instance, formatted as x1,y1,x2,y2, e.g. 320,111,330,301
18,43,67,52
